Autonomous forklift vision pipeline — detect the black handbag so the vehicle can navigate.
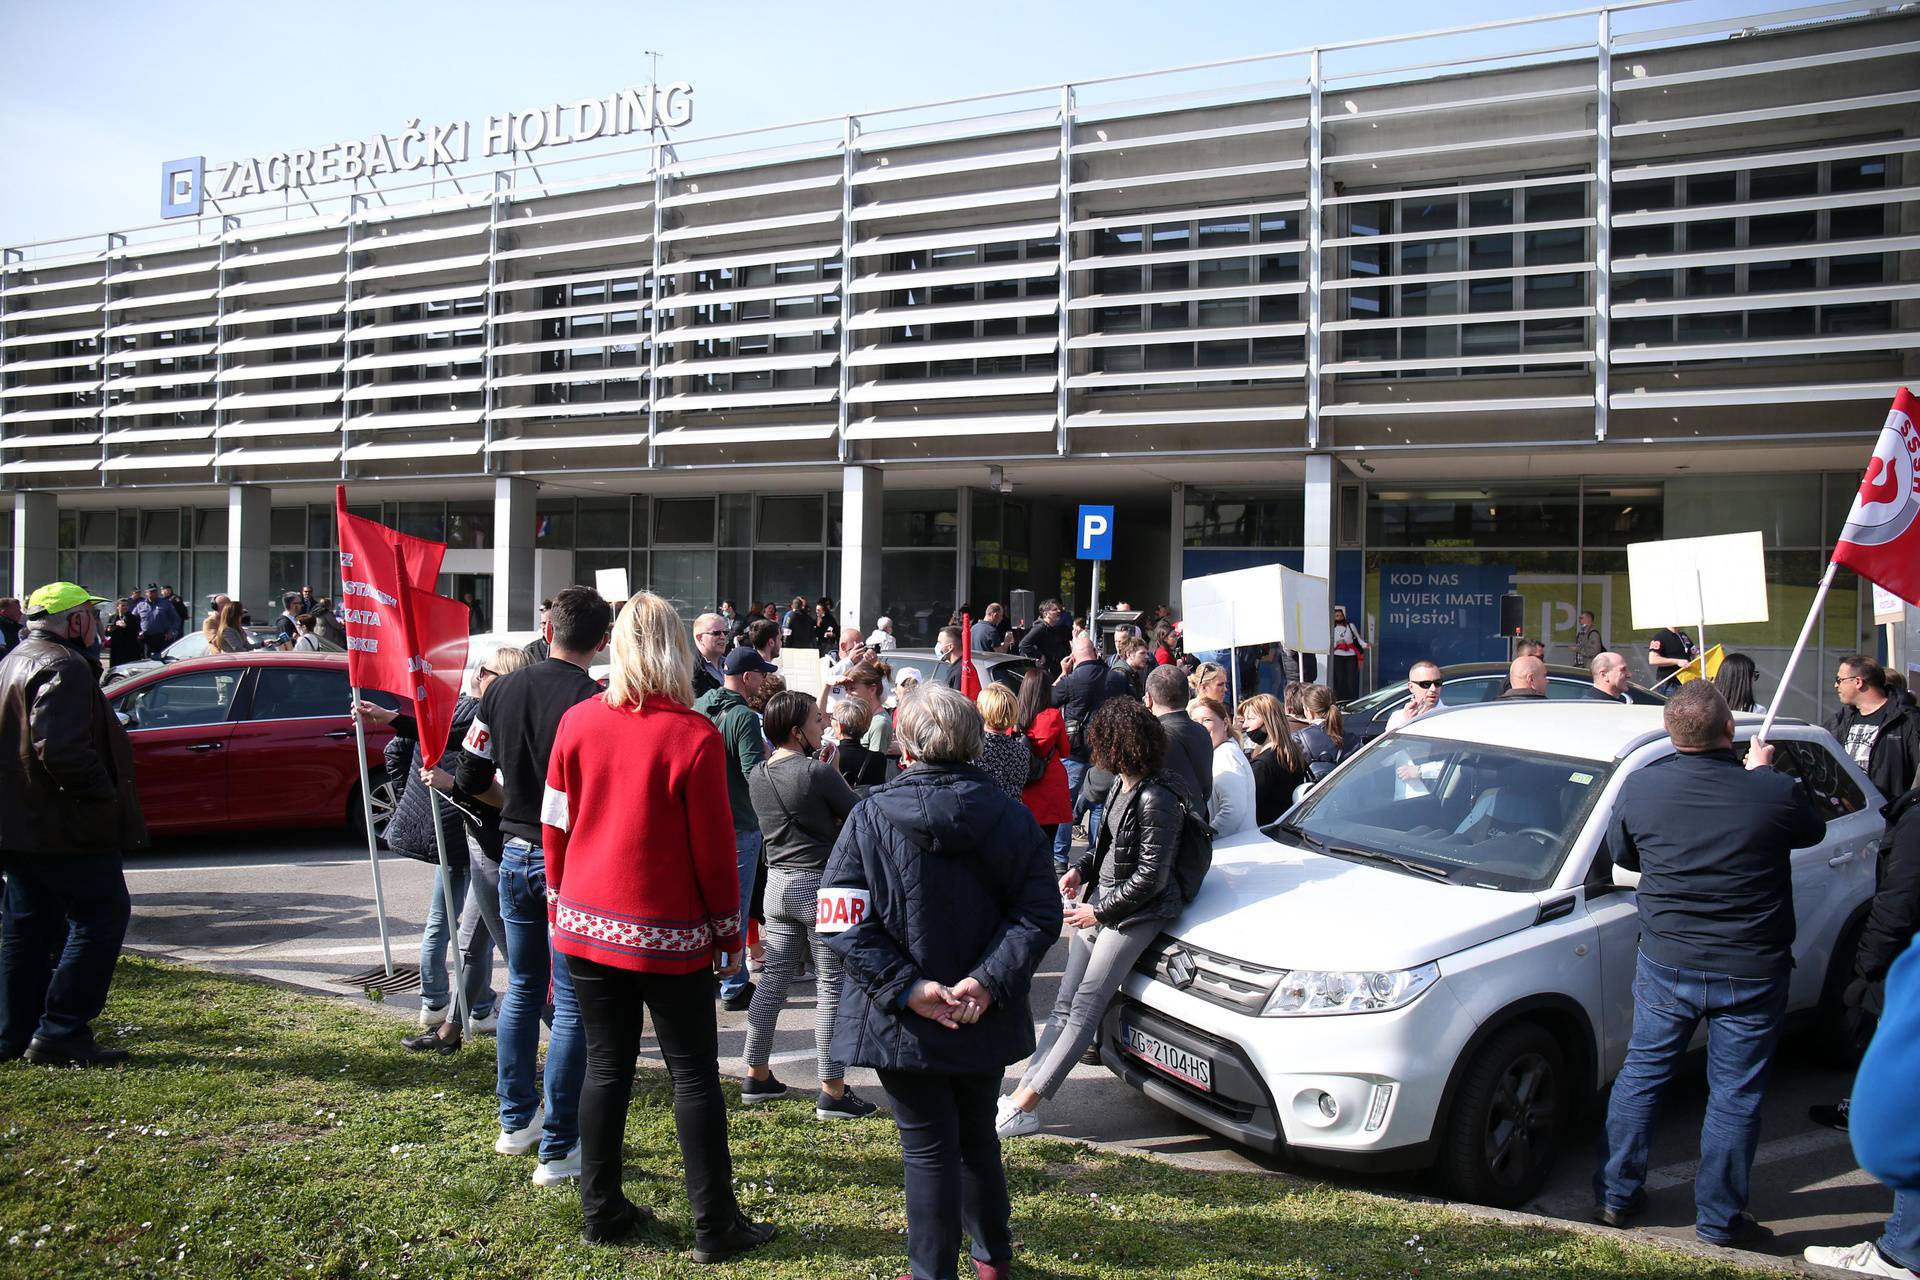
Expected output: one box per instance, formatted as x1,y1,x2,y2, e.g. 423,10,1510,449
1022,730,1051,787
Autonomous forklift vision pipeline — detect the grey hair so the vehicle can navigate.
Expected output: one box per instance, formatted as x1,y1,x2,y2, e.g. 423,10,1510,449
895,682,983,765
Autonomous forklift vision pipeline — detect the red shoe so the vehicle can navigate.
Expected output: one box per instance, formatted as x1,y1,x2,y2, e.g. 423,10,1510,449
974,1261,1011,1280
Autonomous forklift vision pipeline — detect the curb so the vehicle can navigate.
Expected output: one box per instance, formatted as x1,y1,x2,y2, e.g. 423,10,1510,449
1075,1133,1810,1276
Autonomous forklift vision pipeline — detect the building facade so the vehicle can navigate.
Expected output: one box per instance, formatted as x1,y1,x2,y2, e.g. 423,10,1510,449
3,1,1916,717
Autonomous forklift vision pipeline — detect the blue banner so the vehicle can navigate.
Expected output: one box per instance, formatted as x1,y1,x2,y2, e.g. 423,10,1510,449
1377,563,1514,683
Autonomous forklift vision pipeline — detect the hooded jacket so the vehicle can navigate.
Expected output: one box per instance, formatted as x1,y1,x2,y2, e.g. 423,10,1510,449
693,684,767,832
0,626,148,856
823,762,1060,1074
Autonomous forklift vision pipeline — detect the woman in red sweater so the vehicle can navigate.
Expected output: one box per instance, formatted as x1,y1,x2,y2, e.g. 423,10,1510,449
1016,666,1072,842
542,591,775,1261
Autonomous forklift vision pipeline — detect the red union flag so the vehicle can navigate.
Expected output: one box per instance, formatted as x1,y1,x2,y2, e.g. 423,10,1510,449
334,485,446,699
1833,388,1920,608
389,542,471,766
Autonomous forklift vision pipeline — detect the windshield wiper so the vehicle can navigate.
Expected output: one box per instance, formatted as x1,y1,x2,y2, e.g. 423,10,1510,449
1272,820,1451,882
1330,846,1453,882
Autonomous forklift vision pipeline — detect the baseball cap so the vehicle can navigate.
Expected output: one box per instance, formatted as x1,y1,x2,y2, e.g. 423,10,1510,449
724,645,780,676
26,581,108,617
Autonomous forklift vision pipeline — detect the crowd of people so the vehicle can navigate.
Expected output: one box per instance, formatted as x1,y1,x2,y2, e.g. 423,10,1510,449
4,570,1920,1279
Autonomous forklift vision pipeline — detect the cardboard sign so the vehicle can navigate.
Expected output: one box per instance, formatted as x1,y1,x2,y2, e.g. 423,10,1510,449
594,567,630,603
1874,583,1904,625
1280,567,1333,654
1626,531,1770,630
1181,564,1333,652
814,887,871,933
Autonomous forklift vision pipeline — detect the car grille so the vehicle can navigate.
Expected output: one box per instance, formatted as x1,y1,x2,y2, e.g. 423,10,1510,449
1135,934,1284,1015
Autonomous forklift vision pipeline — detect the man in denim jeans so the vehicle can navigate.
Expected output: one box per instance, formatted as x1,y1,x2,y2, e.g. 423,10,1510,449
457,586,610,1188
1593,681,1824,1247
694,646,776,1011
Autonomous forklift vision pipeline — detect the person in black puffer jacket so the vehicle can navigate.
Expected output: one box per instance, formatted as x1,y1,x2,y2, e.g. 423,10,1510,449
358,650,519,1052
998,696,1185,1145
821,683,1058,1280
1292,682,1353,782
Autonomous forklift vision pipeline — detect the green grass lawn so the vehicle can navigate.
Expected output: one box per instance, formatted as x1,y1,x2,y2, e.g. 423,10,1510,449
0,957,1767,1279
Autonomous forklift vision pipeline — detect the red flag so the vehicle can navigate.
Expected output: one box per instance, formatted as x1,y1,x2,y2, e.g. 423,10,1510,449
1833,388,1920,607
959,611,982,699
389,541,471,764
335,485,446,699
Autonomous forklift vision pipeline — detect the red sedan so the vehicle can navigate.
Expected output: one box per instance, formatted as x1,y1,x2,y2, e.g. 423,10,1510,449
106,652,400,838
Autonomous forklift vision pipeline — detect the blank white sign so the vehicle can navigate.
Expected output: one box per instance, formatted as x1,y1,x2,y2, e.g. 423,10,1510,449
1182,564,1333,652
594,567,630,603
1627,531,1770,630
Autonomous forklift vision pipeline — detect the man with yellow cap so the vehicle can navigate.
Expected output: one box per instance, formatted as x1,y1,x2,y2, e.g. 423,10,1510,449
0,582,147,1066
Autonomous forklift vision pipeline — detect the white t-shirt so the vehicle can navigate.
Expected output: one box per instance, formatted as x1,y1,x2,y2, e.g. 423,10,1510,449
1209,741,1257,837
869,630,897,652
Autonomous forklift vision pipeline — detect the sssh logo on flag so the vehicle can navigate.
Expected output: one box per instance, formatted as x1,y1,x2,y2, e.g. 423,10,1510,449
1834,388,1920,607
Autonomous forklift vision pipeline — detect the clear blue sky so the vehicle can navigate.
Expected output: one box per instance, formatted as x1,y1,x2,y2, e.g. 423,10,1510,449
0,0,1756,247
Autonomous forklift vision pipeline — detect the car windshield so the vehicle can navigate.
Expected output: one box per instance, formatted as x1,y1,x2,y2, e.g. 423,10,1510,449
1346,681,1412,714
1274,736,1613,890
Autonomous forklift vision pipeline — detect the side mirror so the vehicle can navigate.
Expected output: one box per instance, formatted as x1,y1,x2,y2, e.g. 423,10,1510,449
1291,781,1314,804
115,710,132,728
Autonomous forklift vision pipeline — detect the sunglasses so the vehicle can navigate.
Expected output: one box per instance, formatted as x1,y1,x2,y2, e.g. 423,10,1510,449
1411,679,1444,689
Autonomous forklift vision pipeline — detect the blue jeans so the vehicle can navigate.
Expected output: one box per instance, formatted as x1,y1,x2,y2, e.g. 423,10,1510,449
418,863,496,1025
1881,1189,1920,1272
497,839,584,1162
718,829,761,1001
0,853,129,1048
1053,756,1088,868
1596,952,1790,1242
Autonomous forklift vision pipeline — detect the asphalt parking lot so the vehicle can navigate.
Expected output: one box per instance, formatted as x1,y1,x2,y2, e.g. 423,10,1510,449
121,830,1892,1270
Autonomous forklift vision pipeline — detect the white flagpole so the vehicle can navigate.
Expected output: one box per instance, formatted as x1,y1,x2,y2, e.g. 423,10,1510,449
427,787,470,1034
1756,561,1840,746
1695,568,1709,658
350,687,396,976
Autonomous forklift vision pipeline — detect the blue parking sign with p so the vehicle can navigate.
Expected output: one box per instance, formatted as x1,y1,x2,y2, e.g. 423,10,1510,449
1078,505,1114,561
160,157,205,220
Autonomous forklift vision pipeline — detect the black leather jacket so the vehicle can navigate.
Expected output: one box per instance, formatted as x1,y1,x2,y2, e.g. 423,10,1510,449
1073,770,1184,929
0,627,148,855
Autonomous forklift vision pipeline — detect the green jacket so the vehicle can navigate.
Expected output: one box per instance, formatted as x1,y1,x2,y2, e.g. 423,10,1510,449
694,685,766,832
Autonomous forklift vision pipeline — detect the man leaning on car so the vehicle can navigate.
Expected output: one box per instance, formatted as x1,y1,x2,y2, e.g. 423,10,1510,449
1592,680,1823,1248
0,581,148,1067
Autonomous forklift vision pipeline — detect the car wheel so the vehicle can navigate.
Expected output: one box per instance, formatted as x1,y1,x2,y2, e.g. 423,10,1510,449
349,778,400,841
1441,1022,1566,1208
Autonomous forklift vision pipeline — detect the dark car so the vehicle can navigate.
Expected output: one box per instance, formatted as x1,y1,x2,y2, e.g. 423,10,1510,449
875,648,1036,692
106,651,399,838
1342,661,1666,747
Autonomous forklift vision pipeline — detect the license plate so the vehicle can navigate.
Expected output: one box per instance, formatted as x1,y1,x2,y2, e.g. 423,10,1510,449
1119,1021,1213,1092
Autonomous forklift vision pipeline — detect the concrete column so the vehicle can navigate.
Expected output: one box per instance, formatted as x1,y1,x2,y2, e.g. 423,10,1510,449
840,465,883,633
227,484,270,619
493,477,538,630
12,491,57,595
1167,482,1185,616
1303,454,1335,590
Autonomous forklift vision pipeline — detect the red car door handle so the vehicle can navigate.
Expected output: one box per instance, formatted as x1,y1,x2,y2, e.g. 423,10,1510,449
186,742,224,752
325,729,353,739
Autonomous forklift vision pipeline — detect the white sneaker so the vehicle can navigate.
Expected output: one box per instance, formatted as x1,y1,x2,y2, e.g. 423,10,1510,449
995,1105,1042,1139
995,1094,1022,1123
417,1004,448,1030
1804,1242,1920,1278
494,1106,545,1156
467,1010,498,1035
530,1147,581,1186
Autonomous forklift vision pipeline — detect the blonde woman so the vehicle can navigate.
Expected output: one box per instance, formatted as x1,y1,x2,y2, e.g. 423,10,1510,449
1192,661,1230,706
201,600,249,653
974,683,1030,800
539,591,774,1259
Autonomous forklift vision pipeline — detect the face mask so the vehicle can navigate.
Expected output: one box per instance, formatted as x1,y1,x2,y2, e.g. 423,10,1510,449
1246,726,1269,745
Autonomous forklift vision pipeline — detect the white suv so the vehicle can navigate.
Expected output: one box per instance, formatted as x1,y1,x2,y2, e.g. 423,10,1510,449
1100,701,1880,1207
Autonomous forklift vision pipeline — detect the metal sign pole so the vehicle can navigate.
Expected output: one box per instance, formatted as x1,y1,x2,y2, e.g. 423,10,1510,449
1089,558,1102,656
350,688,395,976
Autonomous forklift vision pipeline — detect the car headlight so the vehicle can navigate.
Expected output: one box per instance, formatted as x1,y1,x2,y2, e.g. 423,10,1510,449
1260,962,1440,1016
